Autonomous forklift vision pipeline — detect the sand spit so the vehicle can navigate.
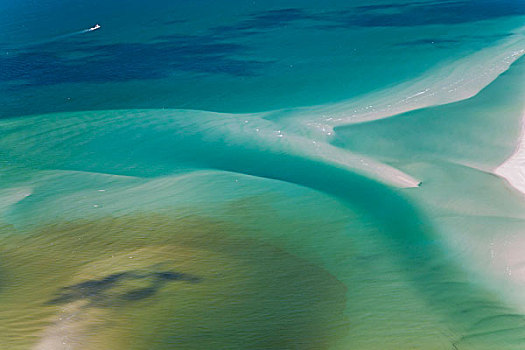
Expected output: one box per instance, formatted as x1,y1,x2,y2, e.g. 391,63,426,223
495,110,525,195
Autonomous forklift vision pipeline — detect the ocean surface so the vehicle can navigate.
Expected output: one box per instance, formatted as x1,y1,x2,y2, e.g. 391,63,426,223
1,0,525,349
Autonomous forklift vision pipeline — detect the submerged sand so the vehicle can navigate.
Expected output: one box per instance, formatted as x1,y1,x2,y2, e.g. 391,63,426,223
0,214,348,350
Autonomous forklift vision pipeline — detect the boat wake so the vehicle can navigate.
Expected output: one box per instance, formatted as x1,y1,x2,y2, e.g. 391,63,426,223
5,25,101,51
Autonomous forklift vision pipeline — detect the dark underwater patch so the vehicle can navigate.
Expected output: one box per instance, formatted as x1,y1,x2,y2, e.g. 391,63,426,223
47,268,201,307
315,0,525,28
0,32,270,87
120,287,157,301
2,1,522,89
210,8,315,38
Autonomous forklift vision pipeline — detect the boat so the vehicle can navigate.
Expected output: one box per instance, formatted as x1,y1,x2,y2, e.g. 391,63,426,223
89,24,101,31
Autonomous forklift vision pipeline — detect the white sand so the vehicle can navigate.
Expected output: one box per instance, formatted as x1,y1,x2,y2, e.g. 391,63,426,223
279,28,525,140
0,187,32,214
495,110,525,195
34,302,85,350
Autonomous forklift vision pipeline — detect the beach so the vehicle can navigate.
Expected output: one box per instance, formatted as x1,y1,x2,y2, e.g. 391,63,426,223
496,109,525,195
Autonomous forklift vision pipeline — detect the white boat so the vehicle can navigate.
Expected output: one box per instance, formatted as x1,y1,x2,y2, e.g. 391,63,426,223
89,24,101,31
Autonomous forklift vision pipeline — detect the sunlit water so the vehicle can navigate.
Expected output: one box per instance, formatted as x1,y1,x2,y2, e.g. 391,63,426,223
1,0,525,349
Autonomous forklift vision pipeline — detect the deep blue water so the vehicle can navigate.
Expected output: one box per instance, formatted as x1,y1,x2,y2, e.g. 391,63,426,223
1,0,524,117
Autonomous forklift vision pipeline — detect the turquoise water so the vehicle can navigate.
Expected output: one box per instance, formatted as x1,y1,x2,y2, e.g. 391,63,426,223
1,0,525,349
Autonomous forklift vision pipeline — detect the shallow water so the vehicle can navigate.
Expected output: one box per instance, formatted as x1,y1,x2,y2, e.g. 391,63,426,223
1,0,525,349
1,215,350,349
